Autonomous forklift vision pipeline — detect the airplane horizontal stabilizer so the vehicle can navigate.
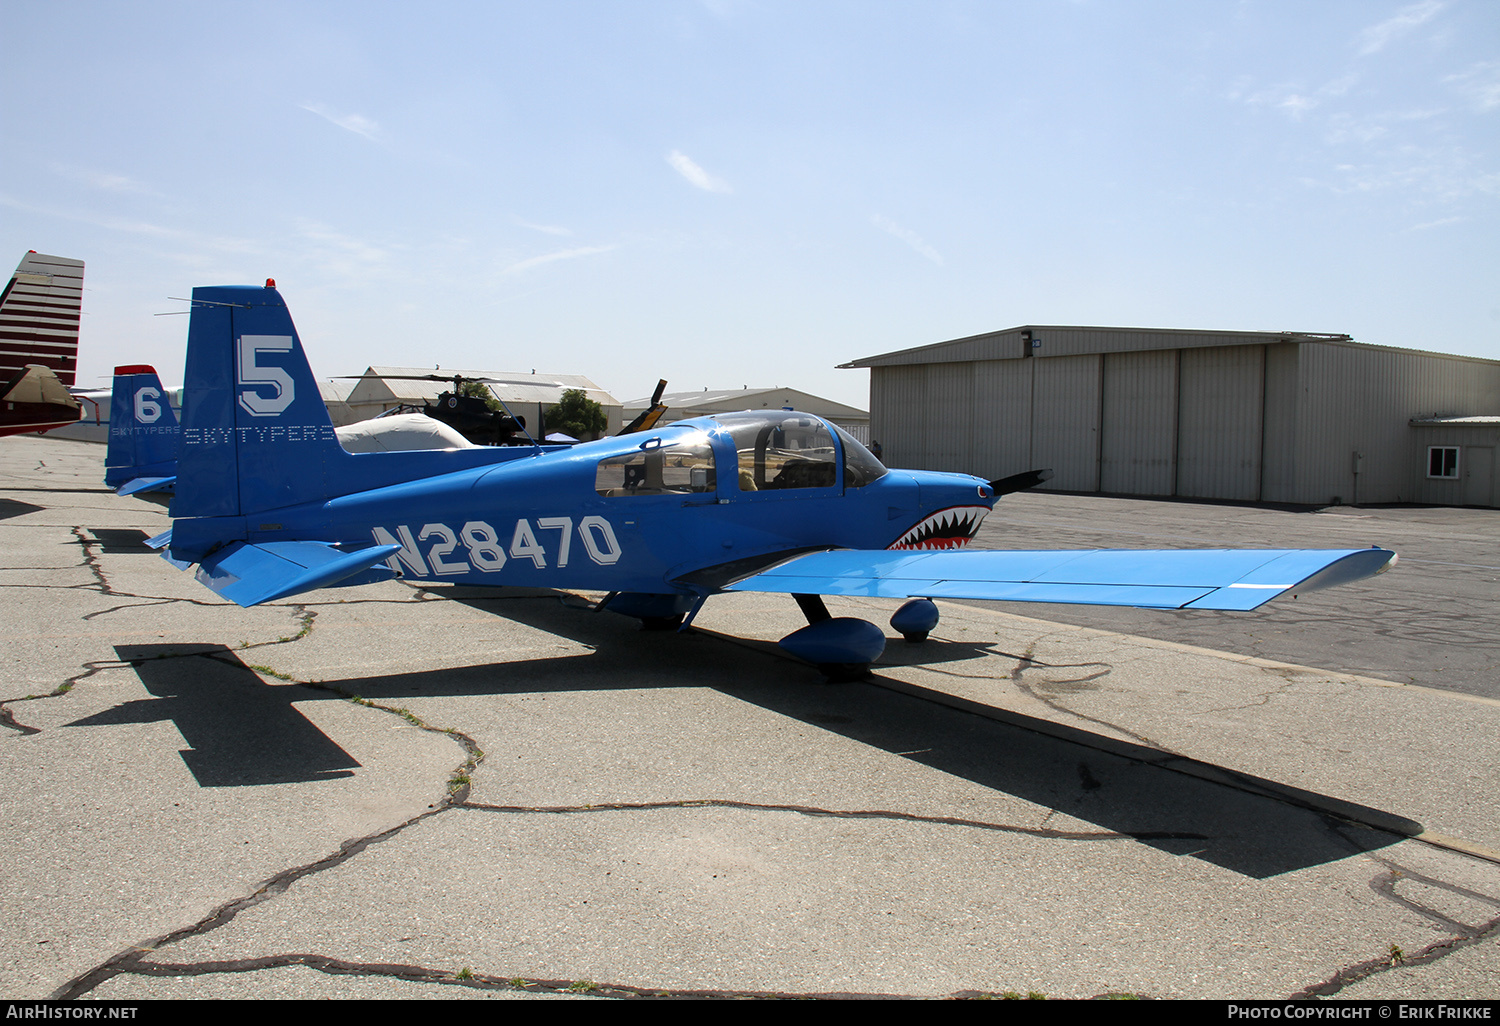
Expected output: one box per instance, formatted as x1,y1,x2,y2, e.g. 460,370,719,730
194,540,403,607
725,547,1397,611
116,475,177,497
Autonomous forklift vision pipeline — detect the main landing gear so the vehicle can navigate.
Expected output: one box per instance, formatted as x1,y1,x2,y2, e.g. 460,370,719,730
777,595,939,681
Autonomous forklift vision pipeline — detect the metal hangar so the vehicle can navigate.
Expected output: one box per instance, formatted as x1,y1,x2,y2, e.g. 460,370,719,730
842,326,1500,508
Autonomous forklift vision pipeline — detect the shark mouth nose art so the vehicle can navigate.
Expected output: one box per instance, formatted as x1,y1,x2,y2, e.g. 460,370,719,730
889,506,989,550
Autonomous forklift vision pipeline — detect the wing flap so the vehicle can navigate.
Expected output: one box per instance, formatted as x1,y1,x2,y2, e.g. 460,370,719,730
195,540,402,607
725,547,1396,611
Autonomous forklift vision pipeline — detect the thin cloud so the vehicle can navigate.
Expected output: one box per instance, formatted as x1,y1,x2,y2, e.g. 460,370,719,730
499,245,616,277
0,192,257,252
295,220,391,266
1355,0,1444,57
1278,94,1317,119
1325,107,1443,146
871,215,943,265
514,218,573,237
1408,216,1463,231
51,163,152,195
1445,62,1500,112
300,102,382,141
1236,75,1361,121
667,150,733,193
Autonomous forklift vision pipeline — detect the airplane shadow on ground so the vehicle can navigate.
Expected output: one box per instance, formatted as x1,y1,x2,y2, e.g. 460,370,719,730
83,527,153,553
95,586,1405,879
0,498,44,521
76,644,360,786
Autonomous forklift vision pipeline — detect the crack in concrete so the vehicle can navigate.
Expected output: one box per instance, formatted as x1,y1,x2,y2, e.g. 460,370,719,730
1369,863,1500,939
46,644,483,998
54,780,1177,1001
1008,643,1164,749
0,658,139,735
46,641,1201,1001
457,796,1203,843
51,802,455,1000
70,526,117,595
0,523,321,735
1288,860,1500,999
70,951,1056,999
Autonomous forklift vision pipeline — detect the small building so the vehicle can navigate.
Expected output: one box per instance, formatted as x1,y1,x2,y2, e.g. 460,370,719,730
1407,416,1500,507
622,387,870,442
345,367,623,437
317,377,358,426
843,326,1500,508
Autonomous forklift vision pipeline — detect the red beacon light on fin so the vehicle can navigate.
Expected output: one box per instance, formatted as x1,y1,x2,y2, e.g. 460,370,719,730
264,278,276,288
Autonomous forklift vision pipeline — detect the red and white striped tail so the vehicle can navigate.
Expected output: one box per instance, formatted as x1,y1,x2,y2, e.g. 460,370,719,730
0,252,84,387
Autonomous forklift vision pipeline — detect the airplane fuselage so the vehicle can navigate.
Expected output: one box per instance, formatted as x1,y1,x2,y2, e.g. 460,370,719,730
226,413,996,598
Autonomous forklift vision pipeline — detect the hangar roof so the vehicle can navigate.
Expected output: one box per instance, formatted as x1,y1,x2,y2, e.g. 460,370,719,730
623,386,866,421
346,367,619,409
1410,415,1500,426
840,325,1497,369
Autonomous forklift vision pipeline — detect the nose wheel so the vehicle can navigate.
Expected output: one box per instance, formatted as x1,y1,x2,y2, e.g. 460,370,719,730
890,598,939,642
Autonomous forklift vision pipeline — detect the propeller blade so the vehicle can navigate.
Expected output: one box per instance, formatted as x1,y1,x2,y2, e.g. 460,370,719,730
989,468,1053,496
617,379,670,435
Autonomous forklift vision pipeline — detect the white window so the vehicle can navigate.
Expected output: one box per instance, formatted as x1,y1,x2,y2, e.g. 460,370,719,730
596,432,716,496
1427,446,1460,479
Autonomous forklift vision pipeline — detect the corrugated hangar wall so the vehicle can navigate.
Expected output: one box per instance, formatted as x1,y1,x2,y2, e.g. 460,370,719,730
873,343,1281,501
865,333,1500,506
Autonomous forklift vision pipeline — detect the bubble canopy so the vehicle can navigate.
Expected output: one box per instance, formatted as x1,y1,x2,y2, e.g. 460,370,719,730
593,410,886,498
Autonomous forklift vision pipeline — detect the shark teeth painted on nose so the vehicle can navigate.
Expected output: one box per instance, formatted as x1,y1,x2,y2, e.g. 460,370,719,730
889,505,989,550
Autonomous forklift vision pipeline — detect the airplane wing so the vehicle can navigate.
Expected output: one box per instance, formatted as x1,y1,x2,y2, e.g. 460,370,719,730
724,547,1397,612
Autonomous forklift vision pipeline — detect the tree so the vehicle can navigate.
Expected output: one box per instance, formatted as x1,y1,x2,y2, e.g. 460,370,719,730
546,388,607,440
457,379,502,412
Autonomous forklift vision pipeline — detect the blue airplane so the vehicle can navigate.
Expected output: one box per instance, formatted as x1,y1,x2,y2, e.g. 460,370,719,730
104,364,181,498
102,362,477,502
152,281,1397,675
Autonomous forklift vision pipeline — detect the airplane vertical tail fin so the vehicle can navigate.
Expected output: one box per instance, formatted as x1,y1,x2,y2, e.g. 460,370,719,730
104,365,181,495
169,281,519,567
0,252,85,436
0,252,84,388
173,283,345,527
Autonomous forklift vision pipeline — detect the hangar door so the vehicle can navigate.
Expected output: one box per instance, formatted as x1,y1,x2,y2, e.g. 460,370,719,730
1467,447,1495,507
1100,350,1177,495
1031,355,1102,492
1175,346,1265,501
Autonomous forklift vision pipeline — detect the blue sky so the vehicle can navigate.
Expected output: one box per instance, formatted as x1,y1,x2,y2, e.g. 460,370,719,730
3,0,1496,409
